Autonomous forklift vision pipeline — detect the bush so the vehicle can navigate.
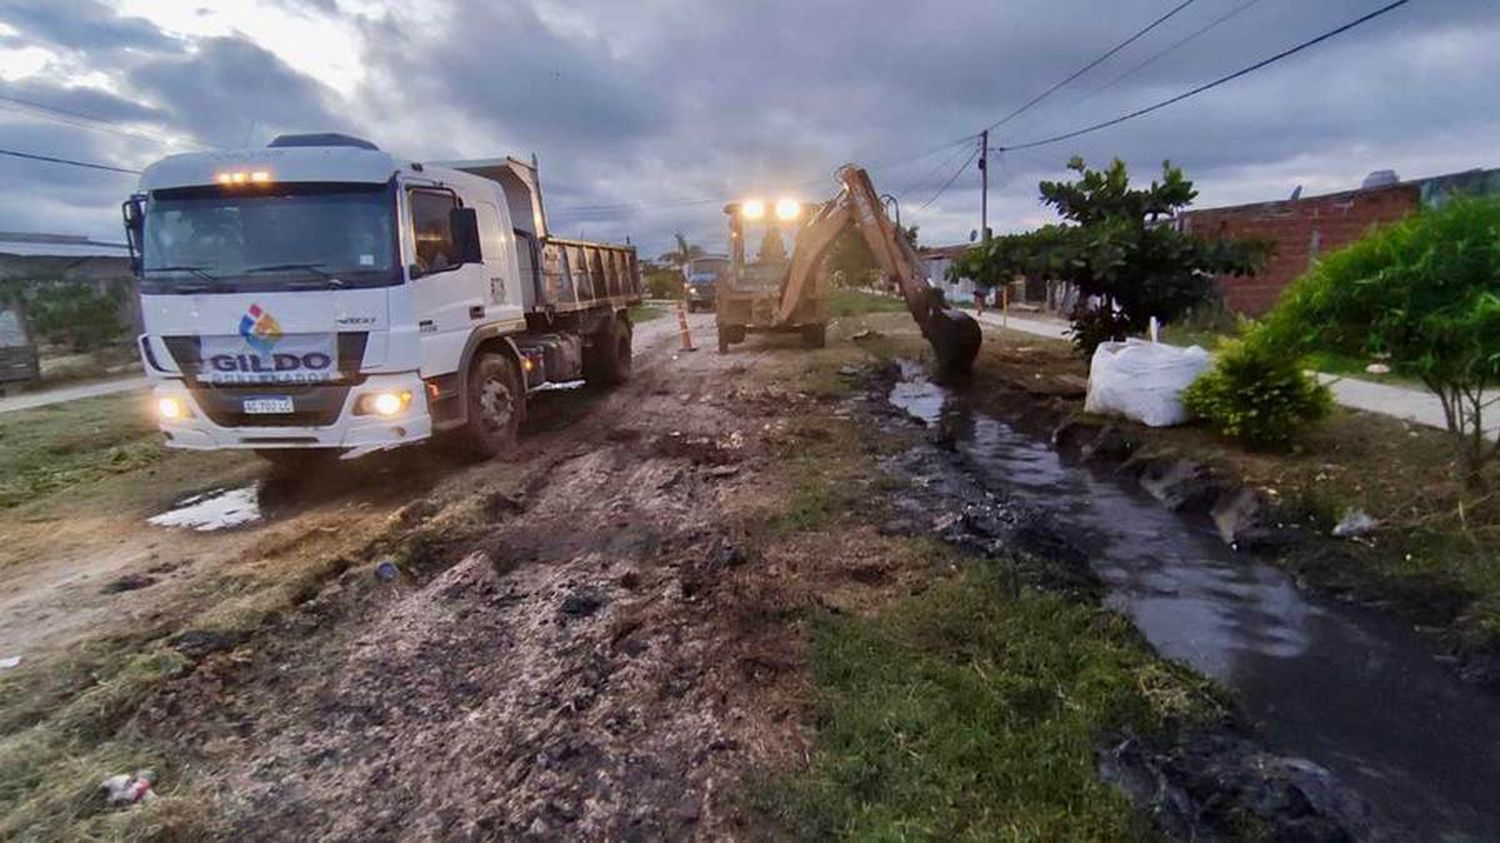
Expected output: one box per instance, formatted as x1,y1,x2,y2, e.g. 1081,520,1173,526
1066,302,1133,358
1260,196,1500,489
1183,335,1332,449
24,282,128,352
643,267,684,299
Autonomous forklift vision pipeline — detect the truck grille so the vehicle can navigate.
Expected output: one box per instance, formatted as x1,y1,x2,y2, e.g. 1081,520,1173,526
190,383,352,428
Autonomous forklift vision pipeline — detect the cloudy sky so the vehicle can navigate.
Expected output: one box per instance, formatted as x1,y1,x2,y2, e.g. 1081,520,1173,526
0,0,1495,259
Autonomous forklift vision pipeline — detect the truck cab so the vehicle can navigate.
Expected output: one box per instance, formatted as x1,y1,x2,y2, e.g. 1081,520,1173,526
126,133,640,463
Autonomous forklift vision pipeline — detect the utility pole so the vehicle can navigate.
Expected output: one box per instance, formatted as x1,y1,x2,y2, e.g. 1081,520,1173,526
979,130,989,242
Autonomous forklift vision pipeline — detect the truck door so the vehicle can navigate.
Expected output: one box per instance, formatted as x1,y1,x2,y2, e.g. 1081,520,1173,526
405,187,487,376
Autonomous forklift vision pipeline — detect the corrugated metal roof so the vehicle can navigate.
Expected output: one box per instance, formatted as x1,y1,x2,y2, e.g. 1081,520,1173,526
0,233,129,258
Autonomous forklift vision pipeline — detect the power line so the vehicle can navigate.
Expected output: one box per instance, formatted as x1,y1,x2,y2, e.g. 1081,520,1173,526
0,92,187,149
999,0,1413,153
985,0,1201,132
1078,0,1268,105
0,147,141,175
920,145,980,209
897,140,977,202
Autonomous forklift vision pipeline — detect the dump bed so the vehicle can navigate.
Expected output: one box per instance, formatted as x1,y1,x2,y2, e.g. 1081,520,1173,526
441,157,642,314
539,238,643,312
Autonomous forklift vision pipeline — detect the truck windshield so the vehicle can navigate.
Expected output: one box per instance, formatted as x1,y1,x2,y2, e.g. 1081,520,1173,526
141,183,399,293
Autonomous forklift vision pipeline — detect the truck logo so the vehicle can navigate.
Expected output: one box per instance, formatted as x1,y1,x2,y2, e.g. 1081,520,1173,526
238,304,283,354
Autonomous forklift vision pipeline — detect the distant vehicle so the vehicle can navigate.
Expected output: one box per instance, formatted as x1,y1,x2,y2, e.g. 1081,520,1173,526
0,300,39,395
716,166,979,373
123,133,642,465
683,255,728,312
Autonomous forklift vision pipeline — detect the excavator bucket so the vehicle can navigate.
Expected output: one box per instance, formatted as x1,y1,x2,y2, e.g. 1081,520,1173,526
926,307,982,375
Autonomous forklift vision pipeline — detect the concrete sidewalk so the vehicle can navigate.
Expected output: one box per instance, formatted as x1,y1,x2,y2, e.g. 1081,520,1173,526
0,376,150,414
970,310,1494,438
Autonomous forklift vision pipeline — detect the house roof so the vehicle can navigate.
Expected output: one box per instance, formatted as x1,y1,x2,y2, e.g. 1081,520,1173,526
0,232,129,258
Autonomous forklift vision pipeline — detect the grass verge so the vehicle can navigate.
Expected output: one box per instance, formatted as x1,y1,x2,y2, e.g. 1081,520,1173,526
629,303,669,323
830,289,909,318
761,562,1217,840
0,392,165,507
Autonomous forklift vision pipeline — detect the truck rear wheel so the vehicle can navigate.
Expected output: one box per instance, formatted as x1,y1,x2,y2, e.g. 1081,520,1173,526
801,323,827,348
585,316,632,386
456,352,523,458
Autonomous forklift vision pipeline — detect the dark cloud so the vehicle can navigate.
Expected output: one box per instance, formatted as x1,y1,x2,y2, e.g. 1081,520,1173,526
0,0,1495,255
129,36,348,147
0,77,164,124
0,0,178,54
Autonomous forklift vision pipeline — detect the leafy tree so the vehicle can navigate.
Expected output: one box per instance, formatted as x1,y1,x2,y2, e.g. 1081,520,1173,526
758,226,787,264
23,281,128,352
657,232,705,269
824,224,919,287
1261,196,1500,489
953,157,1266,356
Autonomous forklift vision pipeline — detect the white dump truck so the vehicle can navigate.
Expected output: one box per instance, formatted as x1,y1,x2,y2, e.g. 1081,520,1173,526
122,133,641,465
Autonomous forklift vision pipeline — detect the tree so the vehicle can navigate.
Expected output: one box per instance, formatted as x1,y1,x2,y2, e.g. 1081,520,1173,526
657,232,705,269
952,157,1266,356
1261,196,1500,490
758,226,787,264
824,225,920,288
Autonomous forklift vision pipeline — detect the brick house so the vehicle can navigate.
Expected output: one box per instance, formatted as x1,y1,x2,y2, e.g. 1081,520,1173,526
1178,168,1500,316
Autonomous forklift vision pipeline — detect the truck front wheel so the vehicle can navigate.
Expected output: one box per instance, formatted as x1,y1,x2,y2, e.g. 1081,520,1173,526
457,353,524,458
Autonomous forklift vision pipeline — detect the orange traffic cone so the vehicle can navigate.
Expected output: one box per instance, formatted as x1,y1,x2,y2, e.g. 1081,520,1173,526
676,300,697,352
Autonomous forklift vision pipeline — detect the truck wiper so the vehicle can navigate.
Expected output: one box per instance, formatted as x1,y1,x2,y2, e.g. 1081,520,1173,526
144,264,216,282
244,263,337,280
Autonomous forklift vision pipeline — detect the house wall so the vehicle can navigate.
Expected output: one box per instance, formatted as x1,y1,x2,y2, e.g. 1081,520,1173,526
0,254,142,336
1178,184,1420,316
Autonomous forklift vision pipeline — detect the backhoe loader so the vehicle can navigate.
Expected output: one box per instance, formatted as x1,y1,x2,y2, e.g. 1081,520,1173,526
716,164,981,374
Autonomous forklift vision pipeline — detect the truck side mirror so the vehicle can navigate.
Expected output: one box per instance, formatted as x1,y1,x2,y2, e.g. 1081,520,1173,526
450,207,482,265
121,194,146,277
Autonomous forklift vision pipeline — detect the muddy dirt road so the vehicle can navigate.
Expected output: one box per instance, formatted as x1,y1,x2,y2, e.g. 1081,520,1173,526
6,310,936,838
0,314,694,665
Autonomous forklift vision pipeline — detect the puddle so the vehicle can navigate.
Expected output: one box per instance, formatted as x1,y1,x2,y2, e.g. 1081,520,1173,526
148,485,263,532
886,362,1500,842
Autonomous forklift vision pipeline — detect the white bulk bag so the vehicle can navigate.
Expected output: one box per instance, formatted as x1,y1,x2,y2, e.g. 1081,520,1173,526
1084,339,1212,427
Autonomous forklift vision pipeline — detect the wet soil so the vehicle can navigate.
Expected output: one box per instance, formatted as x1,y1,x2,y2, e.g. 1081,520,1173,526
882,360,1500,841
122,319,921,839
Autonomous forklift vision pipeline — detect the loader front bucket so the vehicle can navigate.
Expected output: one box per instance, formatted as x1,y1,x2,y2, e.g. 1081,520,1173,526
925,308,982,375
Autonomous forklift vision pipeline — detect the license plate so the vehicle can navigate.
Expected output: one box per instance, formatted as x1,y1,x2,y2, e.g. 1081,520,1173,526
242,397,294,415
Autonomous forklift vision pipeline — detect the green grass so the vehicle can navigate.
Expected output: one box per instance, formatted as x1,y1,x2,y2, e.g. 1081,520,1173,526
629,303,669,323
830,289,910,318
0,393,165,507
762,563,1218,840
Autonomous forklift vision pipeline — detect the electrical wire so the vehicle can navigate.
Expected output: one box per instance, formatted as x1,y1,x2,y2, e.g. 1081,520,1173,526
985,0,1201,132
0,147,141,175
1077,0,1268,105
998,0,1413,152
0,92,187,149
919,144,980,209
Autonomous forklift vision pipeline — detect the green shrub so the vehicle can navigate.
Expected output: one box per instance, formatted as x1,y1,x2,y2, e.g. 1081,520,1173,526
1260,196,1500,489
1183,335,1331,449
25,282,128,351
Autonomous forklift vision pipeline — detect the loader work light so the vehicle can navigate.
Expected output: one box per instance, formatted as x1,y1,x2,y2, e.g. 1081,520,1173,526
775,198,802,221
740,198,766,220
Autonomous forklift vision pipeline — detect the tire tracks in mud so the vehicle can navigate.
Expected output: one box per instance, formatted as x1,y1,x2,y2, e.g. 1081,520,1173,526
134,321,820,840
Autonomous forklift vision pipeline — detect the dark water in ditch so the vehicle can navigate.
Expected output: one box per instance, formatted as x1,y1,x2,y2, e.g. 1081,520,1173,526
888,365,1500,842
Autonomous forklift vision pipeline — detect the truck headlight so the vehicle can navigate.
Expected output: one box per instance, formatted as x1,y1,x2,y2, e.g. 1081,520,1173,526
356,390,412,417
157,396,190,420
